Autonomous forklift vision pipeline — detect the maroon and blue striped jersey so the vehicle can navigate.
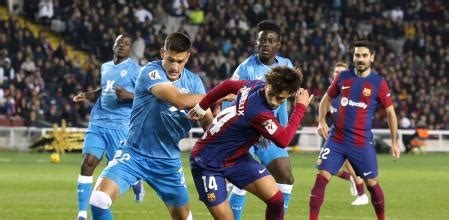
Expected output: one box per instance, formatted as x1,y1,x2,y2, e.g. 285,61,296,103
191,80,306,170
327,69,393,146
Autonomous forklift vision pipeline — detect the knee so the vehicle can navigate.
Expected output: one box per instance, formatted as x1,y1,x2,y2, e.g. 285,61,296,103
90,191,112,209
276,172,294,185
81,155,99,173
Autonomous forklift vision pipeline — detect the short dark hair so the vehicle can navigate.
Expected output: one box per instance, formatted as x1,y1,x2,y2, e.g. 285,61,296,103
164,32,191,52
265,66,302,94
354,40,374,54
257,20,281,36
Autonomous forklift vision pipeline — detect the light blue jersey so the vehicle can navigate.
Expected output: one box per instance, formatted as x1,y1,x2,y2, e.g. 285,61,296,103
83,58,140,160
126,60,206,159
89,58,140,131
227,54,293,126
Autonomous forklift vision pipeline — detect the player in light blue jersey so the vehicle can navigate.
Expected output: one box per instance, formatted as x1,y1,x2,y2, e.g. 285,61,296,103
89,32,213,220
73,34,143,220
226,20,295,219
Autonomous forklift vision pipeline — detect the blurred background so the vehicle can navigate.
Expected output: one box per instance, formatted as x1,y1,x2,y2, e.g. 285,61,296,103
0,0,448,152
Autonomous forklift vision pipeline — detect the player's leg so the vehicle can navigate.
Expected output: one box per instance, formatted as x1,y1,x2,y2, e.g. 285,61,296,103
191,162,231,219
104,128,145,203
227,156,283,220
149,159,192,219
77,128,105,220
309,141,345,220
348,144,383,219
256,144,293,213
343,160,368,205
244,175,284,220
90,148,140,220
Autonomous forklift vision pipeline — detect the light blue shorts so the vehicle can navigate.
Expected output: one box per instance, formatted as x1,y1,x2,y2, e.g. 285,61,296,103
251,142,289,166
82,125,127,161
100,147,189,207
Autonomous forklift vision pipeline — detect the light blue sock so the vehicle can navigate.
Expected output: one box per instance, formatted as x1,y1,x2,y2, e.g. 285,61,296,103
277,183,293,213
229,190,246,220
77,175,93,217
91,205,113,220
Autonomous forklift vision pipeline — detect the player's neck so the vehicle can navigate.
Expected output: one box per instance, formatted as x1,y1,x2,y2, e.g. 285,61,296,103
260,56,276,66
113,56,127,65
356,68,371,78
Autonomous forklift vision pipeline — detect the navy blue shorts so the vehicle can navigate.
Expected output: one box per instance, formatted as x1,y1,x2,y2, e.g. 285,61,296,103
190,156,270,207
317,139,378,179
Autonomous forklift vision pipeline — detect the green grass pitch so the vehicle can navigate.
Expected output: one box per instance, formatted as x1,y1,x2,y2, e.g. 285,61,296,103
0,151,448,219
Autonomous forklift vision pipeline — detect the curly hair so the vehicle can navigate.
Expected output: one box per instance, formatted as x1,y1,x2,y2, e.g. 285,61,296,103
265,66,303,94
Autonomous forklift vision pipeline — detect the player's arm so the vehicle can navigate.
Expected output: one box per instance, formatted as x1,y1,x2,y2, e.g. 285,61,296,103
318,73,340,139
115,86,134,101
378,79,400,160
385,105,400,161
250,88,313,147
151,83,204,109
189,80,250,119
222,64,250,109
317,93,332,139
73,87,102,103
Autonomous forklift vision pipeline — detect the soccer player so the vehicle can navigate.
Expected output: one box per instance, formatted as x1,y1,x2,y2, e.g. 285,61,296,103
329,62,368,206
89,32,213,220
189,66,313,220
309,40,400,220
73,34,143,220
226,20,295,219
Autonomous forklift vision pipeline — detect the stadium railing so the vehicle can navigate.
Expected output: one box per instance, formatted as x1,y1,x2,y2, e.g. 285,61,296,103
1,127,449,152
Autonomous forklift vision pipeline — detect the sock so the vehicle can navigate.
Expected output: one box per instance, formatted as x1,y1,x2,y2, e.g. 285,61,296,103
265,191,284,220
229,187,247,220
337,171,351,180
277,183,293,213
356,182,365,196
309,174,329,220
77,175,93,217
367,183,385,220
91,205,113,220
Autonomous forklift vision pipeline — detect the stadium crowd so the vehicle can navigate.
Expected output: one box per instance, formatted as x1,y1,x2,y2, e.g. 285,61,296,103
0,0,448,130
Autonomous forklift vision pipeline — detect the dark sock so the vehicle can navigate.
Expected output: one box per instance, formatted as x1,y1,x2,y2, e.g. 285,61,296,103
367,183,385,220
265,190,284,220
309,174,329,220
337,171,351,180
356,182,365,196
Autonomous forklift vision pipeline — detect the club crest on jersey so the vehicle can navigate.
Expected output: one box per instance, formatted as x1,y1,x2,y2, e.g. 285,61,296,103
262,119,278,135
207,193,216,202
363,88,371,96
149,70,161,80
120,70,127,78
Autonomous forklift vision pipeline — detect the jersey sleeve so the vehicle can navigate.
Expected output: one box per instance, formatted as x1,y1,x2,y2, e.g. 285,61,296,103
199,80,250,110
326,73,340,98
286,59,294,68
378,79,393,108
138,64,169,92
230,63,251,81
249,103,307,147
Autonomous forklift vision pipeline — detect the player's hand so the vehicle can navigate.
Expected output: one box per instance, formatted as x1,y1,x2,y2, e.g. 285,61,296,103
295,88,314,106
115,86,132,100
73,93,86,102
391,142,400,161
317,120,329,139
188,109,204,121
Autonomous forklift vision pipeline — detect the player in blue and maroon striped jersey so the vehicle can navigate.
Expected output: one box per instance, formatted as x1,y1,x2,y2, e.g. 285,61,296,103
188,66,313,220
309,41,400,220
